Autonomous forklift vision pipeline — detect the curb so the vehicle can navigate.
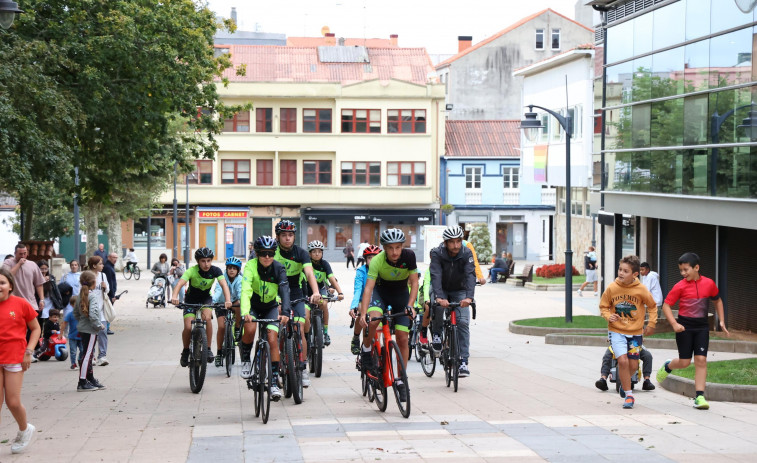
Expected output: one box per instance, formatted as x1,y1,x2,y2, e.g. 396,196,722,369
504,279,584,291
508,321,607,337
661,375,757,404
543,333,757,354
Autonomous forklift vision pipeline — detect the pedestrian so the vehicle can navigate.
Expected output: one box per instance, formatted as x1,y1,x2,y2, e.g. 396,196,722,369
62,301,81,370
489,251,508,283
74,270,106,391
247,242,255,260
103,253,118,335
343,239,355,268
578,245,599,297
355,240,369,267
599,255,658,409
2,244,45,314
86,256,109,367
168,258,186,304
656,252,729,410
151,253,170,279
0,267,41,454
61,260,81,301
93,243,107,262
36,260,63,328
639,262,663,308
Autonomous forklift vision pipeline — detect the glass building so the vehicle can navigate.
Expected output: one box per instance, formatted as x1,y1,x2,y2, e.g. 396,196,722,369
593,0,757,331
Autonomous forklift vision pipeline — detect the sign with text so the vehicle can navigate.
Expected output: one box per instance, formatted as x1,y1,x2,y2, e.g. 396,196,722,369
197,211,248,219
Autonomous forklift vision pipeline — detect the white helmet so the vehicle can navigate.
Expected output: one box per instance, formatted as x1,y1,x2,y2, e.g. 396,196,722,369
380,228,406,244
442,226,464,241
307,240,325,251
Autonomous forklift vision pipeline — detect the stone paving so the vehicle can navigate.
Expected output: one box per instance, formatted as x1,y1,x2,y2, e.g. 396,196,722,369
1,264,756,462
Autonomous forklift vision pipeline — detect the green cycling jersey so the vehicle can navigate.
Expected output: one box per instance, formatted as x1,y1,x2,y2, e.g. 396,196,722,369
367,249,418,288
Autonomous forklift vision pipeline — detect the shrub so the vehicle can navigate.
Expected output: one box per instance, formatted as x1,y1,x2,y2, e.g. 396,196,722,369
535,264,580,278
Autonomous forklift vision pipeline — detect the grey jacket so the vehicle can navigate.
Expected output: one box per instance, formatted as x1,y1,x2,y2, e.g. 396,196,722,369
429,243,476,300
73,294,105,335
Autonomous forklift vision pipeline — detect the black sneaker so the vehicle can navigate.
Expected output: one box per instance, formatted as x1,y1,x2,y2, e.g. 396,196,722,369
351,335,360,355
642,379,656,391
396,381,408,402
595,377,608,391
206,349,215,363
180,348,190,367
324,331,331,347
77,381,97,392
360,350,373,373
91,379,106,389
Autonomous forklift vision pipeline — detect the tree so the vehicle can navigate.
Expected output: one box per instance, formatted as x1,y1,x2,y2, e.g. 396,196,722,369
467,223,493,264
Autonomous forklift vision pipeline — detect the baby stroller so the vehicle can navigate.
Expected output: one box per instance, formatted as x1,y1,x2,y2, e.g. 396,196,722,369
146,274,168,308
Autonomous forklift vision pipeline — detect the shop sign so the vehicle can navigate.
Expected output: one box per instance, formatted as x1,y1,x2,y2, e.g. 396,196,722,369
197,211,248,219
307,216,318,221
354,215,366,220
418,217,430,222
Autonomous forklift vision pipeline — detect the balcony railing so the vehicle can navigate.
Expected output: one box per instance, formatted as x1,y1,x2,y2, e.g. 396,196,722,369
465,190,482,205
541,188,556,206
503,189,519,205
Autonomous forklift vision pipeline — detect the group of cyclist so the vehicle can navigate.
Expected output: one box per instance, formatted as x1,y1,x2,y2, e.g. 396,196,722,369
169,219,479,402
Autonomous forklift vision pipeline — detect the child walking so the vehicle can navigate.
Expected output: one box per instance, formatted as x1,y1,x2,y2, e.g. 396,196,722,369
74,271,106,391
599,255,658,409
656,252,729,410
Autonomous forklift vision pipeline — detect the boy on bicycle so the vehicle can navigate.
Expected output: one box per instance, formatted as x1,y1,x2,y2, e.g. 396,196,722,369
274,220,321,388
212,257,243,367
171,247,231,366
427,226,476,377
239,236,290,400
358,228,419,400
349,245,381,354
307,240,345,347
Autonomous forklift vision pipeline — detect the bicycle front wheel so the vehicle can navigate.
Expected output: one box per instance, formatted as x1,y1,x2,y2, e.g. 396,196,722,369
253,342,262,418
123,267,132,280
371,344,387,412
420,345,436,377
224,324,234,378
388,340,410,418
189,327,208,393
261,342,272,424
450,325,459,393
312,314,323,378
134,266,141,280
412,322,422,362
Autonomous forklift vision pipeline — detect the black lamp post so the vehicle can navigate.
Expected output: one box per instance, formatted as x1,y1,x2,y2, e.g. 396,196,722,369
710,102,757,196
520,105,574,323
184,173,196,267
0,1,22,30
173,162,178,260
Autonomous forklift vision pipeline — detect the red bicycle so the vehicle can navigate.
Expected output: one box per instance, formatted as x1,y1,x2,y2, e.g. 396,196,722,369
362,310,412,418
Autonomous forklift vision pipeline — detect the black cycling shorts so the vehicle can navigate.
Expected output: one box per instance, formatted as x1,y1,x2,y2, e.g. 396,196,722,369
676,328,709,359
367,286,411,333
249,305,280,333
182,295,212,318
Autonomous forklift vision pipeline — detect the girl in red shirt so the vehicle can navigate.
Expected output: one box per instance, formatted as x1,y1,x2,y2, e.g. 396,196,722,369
0,267,41,454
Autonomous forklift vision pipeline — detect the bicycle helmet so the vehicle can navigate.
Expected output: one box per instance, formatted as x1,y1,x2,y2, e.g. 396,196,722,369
307,240,325,251
194,247,214,260
363,244,381,258
442,225,464,241
275,220,297,235
225,256,242,269
379,228,405,244
253,235,278,252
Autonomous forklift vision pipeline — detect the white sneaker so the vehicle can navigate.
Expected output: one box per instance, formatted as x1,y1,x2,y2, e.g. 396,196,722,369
11,423,36,454
577,289,583,297
302,369,311,388
594,292,599,297
240,361,252,379
30,356,38,363
98,357,109,366
270,383,283,400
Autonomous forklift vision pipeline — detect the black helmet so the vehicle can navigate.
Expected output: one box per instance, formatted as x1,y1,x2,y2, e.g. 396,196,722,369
275,220,297,235
254,235,278,252
380,228,406,244
194,247,214,260
442,225,464,241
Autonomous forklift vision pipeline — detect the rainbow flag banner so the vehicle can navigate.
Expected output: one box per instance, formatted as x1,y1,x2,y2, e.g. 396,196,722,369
534,145,548,182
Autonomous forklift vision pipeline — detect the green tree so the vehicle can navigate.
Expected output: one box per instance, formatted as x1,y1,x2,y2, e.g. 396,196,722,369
467,223,492,264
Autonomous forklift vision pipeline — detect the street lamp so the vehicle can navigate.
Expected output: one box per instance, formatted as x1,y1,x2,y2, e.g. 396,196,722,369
0,1,22,30
520,104,574,323
184,172,196,267
173,162,178,260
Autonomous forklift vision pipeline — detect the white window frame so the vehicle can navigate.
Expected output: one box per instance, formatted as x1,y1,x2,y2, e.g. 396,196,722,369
551,28,561,50
535,29,545,50
503,167,520,189
465,166,482,190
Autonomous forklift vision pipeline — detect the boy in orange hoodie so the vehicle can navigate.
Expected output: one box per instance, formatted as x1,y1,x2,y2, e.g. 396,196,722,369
599,255,658,409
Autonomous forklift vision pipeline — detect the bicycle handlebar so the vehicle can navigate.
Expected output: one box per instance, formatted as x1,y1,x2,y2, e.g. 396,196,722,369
433,301,477,320
368,308,413,323
114,290,128,300
170,302,227,309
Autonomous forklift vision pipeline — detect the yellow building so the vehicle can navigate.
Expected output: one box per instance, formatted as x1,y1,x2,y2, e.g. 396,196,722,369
148,43,445,262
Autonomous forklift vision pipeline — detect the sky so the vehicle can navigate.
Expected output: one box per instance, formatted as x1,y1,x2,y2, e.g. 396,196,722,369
204,0,585,56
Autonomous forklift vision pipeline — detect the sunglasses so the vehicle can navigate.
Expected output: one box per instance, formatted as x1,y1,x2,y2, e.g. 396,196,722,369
258,251,276,258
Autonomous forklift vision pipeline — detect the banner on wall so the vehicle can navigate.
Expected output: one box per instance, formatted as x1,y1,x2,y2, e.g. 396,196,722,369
533,145,548,182
197,210,248,219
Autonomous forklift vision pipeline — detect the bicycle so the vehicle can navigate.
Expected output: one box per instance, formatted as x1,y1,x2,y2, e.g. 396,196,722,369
220,308,239,378
362,309,412,418
409,308,424,362
436,301,476,393
173,302,225,393
308,293,339,378
247,317,281,424
123,263,141,280
280,300,305,404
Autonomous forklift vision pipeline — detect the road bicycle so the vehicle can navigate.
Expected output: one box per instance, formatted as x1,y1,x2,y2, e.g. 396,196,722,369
220,307,239,378
123,263,140,280
173,302,225,393
280,300,305,404
362,309,412,418
247,317,281,424
436,301,476,393
307,293,339,378
409,308,424,362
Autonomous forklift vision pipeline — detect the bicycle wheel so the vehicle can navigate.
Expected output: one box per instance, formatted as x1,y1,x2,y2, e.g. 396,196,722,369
293,336,304,404
189,327,208,393
371,344,388,412
134,266,141,280
280,331,291,399
312,315,323,378
443,331,452,388
420,345,436,377
253,343,261,418
261,342,272,424
286,336,302,404
224,324,234,378
388,341,411,418
123,267,132,280
450,325,459,393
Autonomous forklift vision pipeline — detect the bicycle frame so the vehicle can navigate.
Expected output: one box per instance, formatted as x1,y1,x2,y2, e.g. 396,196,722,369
364,312,406,389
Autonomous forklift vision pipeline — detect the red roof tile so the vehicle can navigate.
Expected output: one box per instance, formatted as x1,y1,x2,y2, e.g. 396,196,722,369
436,9,593,68
219,45,435,85
445,120,521,158
287,37,397,47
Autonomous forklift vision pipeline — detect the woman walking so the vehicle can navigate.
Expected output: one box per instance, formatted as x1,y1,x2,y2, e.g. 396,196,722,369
75,271,105,391
343,239,355,268
0,267,41,454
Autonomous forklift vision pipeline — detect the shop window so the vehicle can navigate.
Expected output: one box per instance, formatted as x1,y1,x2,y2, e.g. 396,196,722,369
133,218,166,248
341,162,380,186
341,109,381,133
280,160,297,186
335,223,353,248
387,162,425,186
303,160,332,185
256,160,272,186
303,109,332,133
280,108,297,133
221,160,251,184
184,160,212,184
387,110,426,133
307,223,328,245
223,111,250,132
387,224,417,248
256,108,272,133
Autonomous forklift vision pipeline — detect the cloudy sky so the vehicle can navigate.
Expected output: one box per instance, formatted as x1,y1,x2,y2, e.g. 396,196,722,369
205,0,587,56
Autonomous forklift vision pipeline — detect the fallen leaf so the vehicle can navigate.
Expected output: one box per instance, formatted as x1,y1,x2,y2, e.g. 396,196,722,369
638,437,644,442
441,421,449,425
668,421,681,425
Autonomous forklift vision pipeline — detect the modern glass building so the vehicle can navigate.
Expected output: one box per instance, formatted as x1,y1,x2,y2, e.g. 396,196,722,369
592,0,757,331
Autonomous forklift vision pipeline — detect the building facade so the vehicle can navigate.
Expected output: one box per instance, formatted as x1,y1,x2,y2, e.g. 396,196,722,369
594,0,757,331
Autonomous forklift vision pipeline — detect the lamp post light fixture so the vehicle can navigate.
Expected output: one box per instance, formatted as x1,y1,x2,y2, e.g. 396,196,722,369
520,104,574,323
0,1,22,29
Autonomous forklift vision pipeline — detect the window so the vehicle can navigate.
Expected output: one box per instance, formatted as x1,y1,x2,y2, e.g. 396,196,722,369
133,218,166,248
341,162,380,186
303,109,332,133
303,160,332,185
256,160,272,186
256,108,272,133
341,109,381,133
503,167,519,189
221,160,251,184
568,106,582,139
307,223,329,245
465,166,482,189
280,108,296,133
335,223,353,247
184,160,212,184
280,160,297,186
387,224,417,248
551,29,560,49
223,111,250,132
535,29,544,49
387,162,426,186
538,114,549,143
594,109,603,135
387,110,426,133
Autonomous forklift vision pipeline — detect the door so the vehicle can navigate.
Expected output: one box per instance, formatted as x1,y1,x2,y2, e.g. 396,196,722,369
199,224,217,257
512,223,526,259
360,222,380,245
232,226,246,257
225,226,234,260
496,223,508,257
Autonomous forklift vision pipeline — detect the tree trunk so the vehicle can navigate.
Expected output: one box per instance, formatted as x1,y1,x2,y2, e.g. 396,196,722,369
83,203,100,261
106,210,123,270
20,200,34,241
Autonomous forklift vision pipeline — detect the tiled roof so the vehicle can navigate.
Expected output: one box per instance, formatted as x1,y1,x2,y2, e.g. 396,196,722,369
219,45,435,85
436,9,593,68
287,37,397,47
445,120,521,158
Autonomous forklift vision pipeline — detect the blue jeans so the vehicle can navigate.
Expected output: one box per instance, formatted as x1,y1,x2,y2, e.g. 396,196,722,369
489,267,506,283
69,338,82,366
430,290,471,362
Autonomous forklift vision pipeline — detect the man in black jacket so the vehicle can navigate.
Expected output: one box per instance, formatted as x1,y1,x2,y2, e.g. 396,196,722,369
426,226,476,377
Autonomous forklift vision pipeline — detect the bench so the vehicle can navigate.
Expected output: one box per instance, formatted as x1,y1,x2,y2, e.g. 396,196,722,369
514,264,534,286
497,261,516,282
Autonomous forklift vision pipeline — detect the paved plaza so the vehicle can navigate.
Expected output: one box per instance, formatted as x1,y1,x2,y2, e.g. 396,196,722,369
2,265,756,462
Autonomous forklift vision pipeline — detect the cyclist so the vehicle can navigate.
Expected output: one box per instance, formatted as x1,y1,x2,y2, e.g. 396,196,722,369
239,236,290,400
428,225,476,377
274,220,321,388
350,245,381,354
171,247,231,366
212,257,243,367
358,228,418,400
307,240,345,346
